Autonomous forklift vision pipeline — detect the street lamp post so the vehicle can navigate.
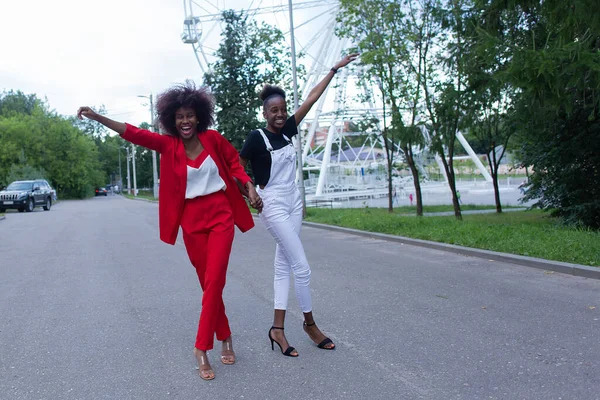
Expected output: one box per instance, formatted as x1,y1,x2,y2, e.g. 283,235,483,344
288,0,306,214
131,143,137,196
125,146,132,195
138,94,159,199
118,146,123,191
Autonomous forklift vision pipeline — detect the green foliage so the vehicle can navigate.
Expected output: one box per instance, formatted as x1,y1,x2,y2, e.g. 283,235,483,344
337,0,600,227
337,0,428,213
519,98,600,228
70,105,109,138
0,91,105,198
204,10,302,150
0,90,41,117
474,0,600,228
96,134,125,186
6,162,48,183
133,146,155,189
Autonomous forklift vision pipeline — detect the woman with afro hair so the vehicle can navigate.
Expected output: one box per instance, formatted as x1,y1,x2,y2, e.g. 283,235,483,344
240,54,358,357
77,81,261,380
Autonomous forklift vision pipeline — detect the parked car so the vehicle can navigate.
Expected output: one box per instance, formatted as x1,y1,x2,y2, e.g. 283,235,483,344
0,179,54,212
95,187,108,196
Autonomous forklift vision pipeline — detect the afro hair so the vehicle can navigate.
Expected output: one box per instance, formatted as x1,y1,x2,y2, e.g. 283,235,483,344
156,80,215,136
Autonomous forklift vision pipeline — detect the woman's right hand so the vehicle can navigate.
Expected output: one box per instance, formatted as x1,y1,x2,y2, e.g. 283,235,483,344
247,184,263,213
77,106,99,121
76,106,127,135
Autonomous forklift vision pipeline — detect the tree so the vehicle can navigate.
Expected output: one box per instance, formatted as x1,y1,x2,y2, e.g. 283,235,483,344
466,90,515,212
131,122,154,189
476,0,600,228
337,0,426,214
0,90,41,117
6,161,48,183
204,10,301,150
0,91,105,197
422,0,480,220
71,105,109,139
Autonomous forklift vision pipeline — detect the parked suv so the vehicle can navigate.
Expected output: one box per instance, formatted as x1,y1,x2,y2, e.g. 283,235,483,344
0,180,54,212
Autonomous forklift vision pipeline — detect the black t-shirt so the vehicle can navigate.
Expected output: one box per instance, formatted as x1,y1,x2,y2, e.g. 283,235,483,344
240,115,298,187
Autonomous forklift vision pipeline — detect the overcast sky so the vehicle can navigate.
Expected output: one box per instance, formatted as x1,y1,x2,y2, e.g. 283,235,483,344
0,0,340,126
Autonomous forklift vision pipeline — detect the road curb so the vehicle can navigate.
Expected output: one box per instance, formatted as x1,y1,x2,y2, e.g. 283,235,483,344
302,221,600,280
130,202,599,279
125,196,158,203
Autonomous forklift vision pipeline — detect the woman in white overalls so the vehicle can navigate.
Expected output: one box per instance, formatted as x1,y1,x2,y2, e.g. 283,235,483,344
240,54,358,357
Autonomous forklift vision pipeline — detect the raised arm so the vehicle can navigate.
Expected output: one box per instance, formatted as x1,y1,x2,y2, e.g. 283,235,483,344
294,53,359,125
77,106,126,134
77,106,169,153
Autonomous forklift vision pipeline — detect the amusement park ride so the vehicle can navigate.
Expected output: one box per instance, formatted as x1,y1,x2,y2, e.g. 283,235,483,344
180,0,491,202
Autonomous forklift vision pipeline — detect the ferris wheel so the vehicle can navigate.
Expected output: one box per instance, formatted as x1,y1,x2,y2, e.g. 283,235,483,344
180,1,492,201
179,1,417,198
180,0,340,75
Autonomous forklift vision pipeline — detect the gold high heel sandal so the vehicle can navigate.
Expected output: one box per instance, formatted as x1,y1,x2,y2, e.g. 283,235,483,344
221,338,236,365
193,348,215,380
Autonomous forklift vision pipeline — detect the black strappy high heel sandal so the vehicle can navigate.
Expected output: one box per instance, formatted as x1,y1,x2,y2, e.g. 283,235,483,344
303,321,335,350
268,326,298,357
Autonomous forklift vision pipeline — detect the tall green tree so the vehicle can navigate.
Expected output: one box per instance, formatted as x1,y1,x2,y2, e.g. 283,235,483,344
204,10,300,150
460,1,520,213
337,0,427,214
465,88,515,213
477,0,600,228
422,0,480,220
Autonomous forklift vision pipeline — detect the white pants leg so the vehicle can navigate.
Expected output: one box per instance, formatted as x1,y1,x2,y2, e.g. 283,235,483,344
259,188,312,313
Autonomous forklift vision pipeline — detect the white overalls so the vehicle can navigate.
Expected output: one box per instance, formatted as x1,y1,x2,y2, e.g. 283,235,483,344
256,129,312,313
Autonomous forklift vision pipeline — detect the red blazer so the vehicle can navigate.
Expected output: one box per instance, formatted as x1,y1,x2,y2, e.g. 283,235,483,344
121,124,254,245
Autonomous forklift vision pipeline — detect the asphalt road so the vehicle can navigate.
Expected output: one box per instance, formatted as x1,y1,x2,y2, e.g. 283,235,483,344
1,196,598,400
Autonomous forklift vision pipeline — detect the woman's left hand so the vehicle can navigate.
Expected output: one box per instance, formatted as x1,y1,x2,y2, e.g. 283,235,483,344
333,53,359,70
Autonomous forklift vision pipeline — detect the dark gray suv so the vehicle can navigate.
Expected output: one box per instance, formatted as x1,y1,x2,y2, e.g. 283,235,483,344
0,180,55,212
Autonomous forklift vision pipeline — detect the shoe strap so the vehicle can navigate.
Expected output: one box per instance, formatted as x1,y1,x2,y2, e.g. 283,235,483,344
271,326,285,330
283,346,297,356
304,321,316,327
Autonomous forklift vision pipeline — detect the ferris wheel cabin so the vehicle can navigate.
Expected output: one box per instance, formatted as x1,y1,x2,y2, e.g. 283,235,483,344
181,15,201,44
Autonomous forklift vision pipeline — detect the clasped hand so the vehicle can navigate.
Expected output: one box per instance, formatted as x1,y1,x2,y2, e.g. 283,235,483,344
246,185,263,213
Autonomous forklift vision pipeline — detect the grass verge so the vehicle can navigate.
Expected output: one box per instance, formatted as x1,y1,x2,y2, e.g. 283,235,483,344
304,208,599,267
123,190,156,202
391,204,521,214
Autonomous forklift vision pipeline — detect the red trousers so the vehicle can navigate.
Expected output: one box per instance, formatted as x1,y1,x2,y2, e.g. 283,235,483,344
180,190,234,351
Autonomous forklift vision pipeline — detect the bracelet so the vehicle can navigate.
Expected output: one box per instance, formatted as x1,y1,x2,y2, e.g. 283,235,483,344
330,67,338,74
